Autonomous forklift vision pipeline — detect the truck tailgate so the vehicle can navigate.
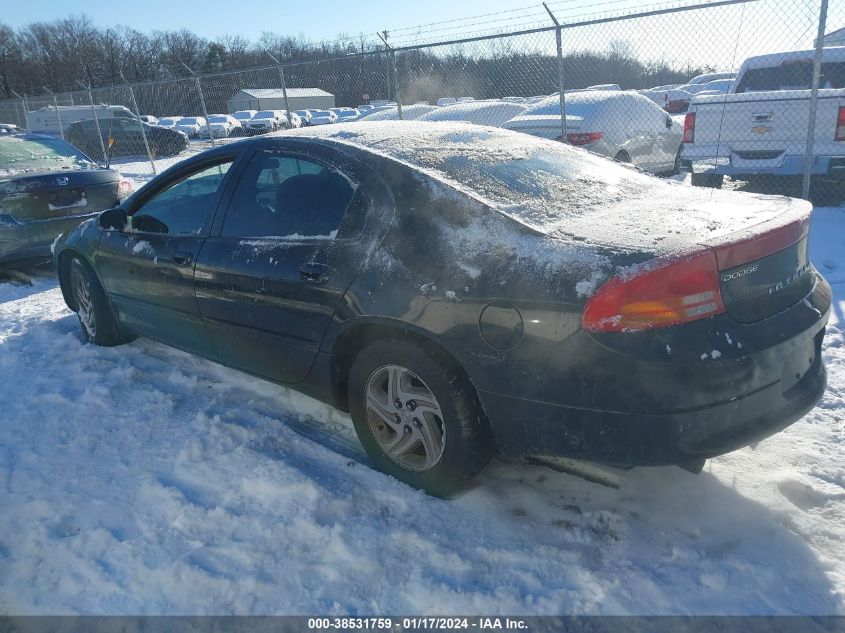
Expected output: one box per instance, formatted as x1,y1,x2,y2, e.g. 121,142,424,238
685,90,845,166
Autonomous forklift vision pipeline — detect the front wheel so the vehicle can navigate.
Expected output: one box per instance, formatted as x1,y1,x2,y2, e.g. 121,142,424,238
348,339,493,497
69,257,134,346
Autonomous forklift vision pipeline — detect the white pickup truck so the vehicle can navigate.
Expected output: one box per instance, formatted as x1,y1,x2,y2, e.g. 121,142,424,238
680,46,845,187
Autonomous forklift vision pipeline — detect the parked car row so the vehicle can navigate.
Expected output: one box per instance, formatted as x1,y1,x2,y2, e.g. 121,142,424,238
640,72,737,113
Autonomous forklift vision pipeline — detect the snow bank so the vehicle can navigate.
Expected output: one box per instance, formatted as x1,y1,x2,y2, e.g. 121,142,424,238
0,209,843,615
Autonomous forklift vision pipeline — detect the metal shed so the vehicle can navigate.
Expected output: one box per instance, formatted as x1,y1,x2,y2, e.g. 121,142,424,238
226,88,336,113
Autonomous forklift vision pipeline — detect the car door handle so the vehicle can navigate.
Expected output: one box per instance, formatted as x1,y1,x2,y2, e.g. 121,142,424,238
299,263,329,284
172,251,193,267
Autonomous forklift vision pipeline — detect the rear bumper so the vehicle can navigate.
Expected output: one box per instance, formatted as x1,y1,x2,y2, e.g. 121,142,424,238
475,278,831,467
680,152,845,178
481,328,825,466
0,214,98,263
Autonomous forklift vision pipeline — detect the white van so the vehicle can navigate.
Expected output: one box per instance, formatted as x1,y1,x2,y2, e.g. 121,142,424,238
26,105,138,136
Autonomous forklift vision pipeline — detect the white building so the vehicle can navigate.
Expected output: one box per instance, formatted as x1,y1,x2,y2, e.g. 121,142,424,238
226,88,335,113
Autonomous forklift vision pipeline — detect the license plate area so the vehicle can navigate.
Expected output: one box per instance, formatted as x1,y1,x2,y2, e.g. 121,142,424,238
49,188,86,211
782,338,816,393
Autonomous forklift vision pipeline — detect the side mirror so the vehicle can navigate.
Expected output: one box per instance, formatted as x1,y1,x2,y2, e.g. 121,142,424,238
132,214,168,234
666,115,674,129
99,207,128,231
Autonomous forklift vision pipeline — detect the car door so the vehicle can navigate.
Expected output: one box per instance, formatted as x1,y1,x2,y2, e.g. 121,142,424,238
611,98,659,171
118,119,148,156
96,155,238,354
641,100,680,172
194,144,393,384
655,109,683,172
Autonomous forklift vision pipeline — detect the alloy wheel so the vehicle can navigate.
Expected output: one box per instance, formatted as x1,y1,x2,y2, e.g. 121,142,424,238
72,265,96,339
364,364,447,472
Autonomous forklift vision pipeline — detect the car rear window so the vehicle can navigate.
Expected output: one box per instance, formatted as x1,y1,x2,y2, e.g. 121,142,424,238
324,124,653,232
522,93,608,118
0,136,95,176
734,60,845,92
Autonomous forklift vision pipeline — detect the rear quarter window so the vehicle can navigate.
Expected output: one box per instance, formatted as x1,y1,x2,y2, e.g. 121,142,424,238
735,60,845,92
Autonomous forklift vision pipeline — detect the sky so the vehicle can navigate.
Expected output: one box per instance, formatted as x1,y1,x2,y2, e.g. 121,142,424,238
1,0,553,42
0,0,831,71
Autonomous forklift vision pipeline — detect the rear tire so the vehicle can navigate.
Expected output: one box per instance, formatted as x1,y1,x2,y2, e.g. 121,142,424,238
691,173,724,188
614,150,631,163
69,257,134,347
348,338,493,497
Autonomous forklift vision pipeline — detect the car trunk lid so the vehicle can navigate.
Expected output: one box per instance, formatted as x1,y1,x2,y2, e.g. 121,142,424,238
503,114,584,140
708,202,813,323
0,169,120,222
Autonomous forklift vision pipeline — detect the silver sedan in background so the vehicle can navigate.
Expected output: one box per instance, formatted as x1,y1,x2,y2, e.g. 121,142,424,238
503,90,682,174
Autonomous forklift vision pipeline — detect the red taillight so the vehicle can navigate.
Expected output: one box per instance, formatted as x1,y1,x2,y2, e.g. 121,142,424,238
117,178,133,200
582,251,726,333
566,131,603,146
683,112,696,143
835,106,845,141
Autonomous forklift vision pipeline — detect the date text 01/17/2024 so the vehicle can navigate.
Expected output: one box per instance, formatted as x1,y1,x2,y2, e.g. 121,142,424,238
307,617,528,630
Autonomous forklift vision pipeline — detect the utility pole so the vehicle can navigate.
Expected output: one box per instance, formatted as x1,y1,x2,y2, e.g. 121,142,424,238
77,80,107,163
42,86,64,139
10,90,28,131
544,2,568,142
120,71,156,174
802,0,829,200
378,31,403,120
182,63,216,147
266,50,294,129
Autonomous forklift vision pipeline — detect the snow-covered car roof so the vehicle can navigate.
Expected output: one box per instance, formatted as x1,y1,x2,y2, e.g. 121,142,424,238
417,101,527,127
358,104,439,121
687,71,737,85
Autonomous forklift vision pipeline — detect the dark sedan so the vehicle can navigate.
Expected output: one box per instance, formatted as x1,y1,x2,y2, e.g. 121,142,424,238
66,118,189,160
1,134,132,264
53,121,830,496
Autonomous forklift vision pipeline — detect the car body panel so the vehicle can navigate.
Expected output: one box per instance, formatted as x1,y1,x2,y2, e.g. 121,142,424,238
53,122,830,469
503,91,682,173
681,48,845,178
66,118,188,159
193,137,395,383
1,135,122,262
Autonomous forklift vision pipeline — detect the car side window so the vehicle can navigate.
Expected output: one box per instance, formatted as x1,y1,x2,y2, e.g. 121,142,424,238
132,159,234,235
221,151,356,240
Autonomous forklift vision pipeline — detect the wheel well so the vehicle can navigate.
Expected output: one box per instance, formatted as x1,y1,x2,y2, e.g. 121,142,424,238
56,250,82,311
614,150,631,163
329,323,476,413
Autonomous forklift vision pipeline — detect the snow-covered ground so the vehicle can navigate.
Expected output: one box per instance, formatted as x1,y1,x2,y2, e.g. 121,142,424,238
0,156,843,614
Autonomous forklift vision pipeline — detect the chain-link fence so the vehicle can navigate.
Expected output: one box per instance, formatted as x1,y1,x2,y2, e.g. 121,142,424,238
1,0,842,201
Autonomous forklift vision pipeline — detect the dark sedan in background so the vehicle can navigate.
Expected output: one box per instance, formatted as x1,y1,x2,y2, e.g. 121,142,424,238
53,122,830,496
1,133,131,264
66,118,188,160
